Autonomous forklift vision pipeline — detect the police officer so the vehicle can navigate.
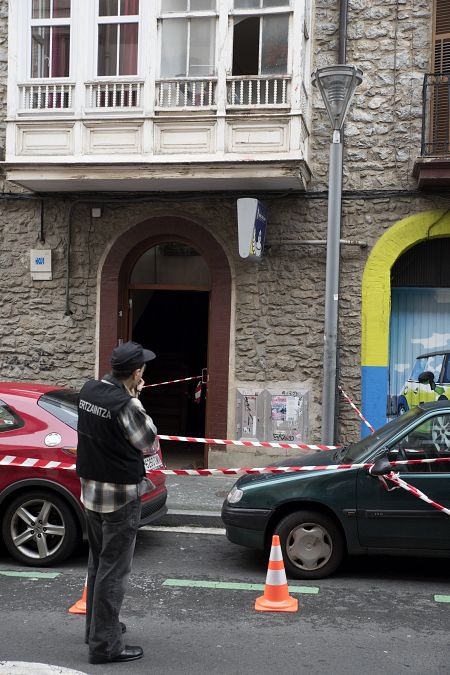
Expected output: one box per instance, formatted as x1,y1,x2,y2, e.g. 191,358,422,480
76,341,157,665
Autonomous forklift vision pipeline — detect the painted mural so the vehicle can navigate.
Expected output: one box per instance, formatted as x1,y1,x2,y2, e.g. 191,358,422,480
388,288,450,418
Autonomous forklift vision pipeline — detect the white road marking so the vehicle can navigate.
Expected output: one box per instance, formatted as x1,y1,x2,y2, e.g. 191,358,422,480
141,525,225,535
0,663,88,675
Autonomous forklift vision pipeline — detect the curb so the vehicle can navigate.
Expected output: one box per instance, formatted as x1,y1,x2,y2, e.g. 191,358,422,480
158,509,223,528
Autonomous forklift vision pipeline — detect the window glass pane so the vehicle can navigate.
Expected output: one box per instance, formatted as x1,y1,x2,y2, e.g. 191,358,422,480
32,0,50,19
53,0,71,18
120,0,139,15
161,0,187,10
161,19,187,76
261,14,288,74
38,390,79,431
31,26,50,77
391,413,450,472
443,356,450,383
423,354,445,381
51,25,70,76
99,0,118,16
263,0,289,6
191,0,216,9
234,0,260,8
131,244,211,286
411,357,428,381
189,17,215,76
119,23,138,75
0,401,24,433
232,16,259,75
98,24,118,75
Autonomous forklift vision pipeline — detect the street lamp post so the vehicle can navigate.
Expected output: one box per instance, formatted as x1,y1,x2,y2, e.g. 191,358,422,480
311,65,363,445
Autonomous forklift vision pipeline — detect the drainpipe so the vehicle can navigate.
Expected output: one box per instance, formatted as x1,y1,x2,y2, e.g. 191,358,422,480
339,0,348,65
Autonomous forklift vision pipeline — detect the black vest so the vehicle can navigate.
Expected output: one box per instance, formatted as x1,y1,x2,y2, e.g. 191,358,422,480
76,377,145,484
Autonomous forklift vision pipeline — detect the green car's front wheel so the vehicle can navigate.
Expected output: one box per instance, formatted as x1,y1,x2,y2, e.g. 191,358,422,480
275,510,345,580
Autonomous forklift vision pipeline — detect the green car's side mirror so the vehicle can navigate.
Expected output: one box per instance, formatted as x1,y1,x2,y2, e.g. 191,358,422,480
368,455,392,476
418,370,436,390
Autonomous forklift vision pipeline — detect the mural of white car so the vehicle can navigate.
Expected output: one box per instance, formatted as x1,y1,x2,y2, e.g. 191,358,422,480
397,350,450,414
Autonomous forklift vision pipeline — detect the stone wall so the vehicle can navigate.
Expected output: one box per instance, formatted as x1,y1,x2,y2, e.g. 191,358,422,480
311,0,432,191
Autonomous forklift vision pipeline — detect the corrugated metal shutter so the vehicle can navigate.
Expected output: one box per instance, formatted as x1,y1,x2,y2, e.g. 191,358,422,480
391,238,450,287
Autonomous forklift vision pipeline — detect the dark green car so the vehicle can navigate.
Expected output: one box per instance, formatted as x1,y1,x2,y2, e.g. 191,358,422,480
221,401,450,579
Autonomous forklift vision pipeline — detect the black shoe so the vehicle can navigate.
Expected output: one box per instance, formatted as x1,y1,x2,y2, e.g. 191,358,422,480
85,621,126,645
89,645,143,664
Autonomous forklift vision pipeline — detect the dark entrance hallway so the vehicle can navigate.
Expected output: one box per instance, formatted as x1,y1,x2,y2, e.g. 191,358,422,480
128,242,211,468
131,289,208,467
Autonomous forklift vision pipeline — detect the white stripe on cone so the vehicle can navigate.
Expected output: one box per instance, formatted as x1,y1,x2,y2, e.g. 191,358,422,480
269,545,283,562
265,568,289,586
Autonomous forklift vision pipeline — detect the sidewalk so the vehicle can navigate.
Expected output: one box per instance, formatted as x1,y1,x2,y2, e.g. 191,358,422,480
159,475,237,527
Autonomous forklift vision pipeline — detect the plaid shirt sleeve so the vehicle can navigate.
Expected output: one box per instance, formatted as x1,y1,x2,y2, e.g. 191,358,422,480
118,397,157,452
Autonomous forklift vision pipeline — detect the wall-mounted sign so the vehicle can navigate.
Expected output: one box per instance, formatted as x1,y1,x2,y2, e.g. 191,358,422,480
30,249,52,280
237,198,267,261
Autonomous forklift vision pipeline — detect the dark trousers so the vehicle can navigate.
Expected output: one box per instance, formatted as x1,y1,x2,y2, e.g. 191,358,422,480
84,498,141,659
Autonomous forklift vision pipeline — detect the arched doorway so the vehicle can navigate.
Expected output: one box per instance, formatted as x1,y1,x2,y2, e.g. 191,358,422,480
98,216,232,468
361,208,450,435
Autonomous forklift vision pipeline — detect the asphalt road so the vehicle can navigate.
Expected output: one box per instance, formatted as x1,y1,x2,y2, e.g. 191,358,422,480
0,527,449,675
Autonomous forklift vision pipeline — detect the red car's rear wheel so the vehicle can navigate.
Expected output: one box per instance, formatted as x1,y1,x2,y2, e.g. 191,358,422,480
2,490,79,567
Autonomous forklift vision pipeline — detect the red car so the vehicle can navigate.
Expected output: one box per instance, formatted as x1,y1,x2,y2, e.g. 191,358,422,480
0,383,167,567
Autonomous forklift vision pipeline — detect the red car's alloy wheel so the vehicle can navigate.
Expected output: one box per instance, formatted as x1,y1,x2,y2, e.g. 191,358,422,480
2,490,79,566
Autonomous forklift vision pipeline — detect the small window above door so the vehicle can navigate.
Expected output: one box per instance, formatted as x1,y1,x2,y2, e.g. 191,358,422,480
131,242,211,287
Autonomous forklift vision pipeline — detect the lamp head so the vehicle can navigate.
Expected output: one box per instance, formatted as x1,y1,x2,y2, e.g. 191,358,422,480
311,65,363,131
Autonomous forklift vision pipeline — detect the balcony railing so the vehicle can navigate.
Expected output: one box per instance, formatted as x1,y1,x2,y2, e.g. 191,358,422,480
86,81,143,110
156,78,216,109
16,75,293,114
226,76,290,107
421,73,450,156
19,83,75,111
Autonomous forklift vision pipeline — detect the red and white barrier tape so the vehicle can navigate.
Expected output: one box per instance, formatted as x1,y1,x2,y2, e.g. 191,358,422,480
1,453,450,475
384,471,450,516
157,435,338,451
143,375,202,389
1,453,449,516
338,386,375,433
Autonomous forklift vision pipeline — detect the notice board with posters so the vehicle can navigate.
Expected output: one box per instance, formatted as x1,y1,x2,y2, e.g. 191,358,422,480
235,386,309,443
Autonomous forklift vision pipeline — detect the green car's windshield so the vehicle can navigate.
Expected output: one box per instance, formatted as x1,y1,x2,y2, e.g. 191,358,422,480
339,406,425,463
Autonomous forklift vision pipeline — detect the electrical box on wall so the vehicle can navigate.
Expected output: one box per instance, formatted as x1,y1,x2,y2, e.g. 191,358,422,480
235,386,310,443
30,249,52,280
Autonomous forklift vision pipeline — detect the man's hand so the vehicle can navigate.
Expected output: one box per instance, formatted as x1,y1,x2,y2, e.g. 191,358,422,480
135,377,145,396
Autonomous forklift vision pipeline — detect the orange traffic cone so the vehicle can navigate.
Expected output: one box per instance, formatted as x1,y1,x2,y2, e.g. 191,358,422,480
69,575,87,614
255,535,298,612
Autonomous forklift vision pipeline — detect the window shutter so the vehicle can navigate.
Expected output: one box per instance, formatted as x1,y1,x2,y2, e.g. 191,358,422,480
431,0,450,153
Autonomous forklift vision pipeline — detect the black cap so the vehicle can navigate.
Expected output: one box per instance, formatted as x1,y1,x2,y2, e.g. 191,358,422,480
111,341,156,372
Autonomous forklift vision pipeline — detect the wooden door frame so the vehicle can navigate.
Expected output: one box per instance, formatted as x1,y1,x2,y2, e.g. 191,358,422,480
98,215,232,446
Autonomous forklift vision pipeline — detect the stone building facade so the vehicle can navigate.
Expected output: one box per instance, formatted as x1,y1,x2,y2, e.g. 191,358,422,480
1,0,449,466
